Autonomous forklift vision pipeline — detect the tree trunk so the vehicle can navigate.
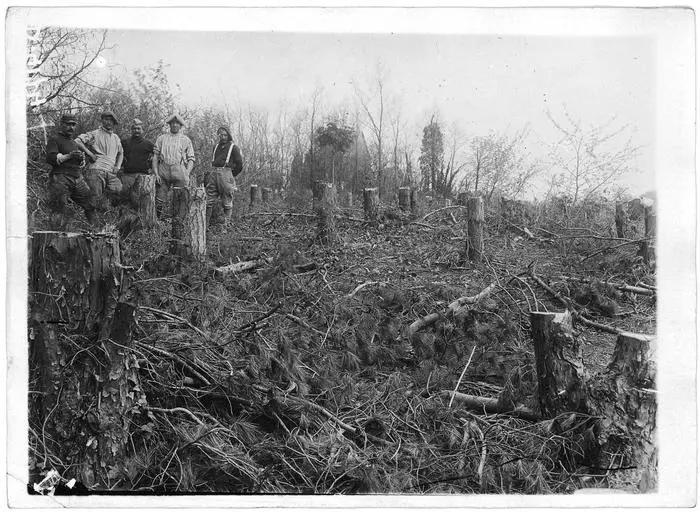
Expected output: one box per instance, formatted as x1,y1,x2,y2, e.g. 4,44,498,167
29,231,141,488
188,185,207,261
316,181,337,245
363,187,379,224
262,187,272,203
465,196,484,262
615,202,626,239
410,189,419,218
249,184,260,209
398,187,410,211
640,206,656,265
134,174,156,229
588,332,657,491
530,310,587,418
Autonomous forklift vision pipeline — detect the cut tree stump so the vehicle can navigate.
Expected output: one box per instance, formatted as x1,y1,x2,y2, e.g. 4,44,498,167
530,310,587,418
398,187,411,211
29,231,141,488
589,332,657,492
171,186,206,260
640,205,656,265
316,181,337,244
262,187,272,203
615,202,626,238
465,196,484,262
363,187,379,223
133,174,156,229
249,184,260,208
410,189,419,217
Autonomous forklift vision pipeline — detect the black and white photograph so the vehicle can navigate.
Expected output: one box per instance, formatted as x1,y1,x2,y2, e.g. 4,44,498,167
4,5,696,507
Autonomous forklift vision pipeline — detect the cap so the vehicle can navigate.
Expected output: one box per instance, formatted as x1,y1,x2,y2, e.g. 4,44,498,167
100,110,119,124
131,118,143,127
166,113,186,127
60,113,78,124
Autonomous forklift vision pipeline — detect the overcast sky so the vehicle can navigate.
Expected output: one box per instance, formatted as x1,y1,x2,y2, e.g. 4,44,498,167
98,29,655,195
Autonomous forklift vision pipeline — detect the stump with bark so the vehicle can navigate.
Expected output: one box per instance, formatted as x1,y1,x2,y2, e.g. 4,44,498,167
530,310,587,417
133,174,156,229
363,187,379,224
171,187,190,257
398,187,411,211
640,205,656,265
465,196,484,262
410,189,419,218
316,181,337,244
615,202,626,238
171,186,206,260
262,187,272,203
589,332,657,491
249,184,260,209
29,231,142,488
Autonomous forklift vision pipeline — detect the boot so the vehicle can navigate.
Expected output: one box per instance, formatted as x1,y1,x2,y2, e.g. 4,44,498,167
223,207,233,226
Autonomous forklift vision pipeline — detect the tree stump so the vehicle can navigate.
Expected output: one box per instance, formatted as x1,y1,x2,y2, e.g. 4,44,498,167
363,187,379,224
29,231,142,488
316,181,337,244
530,311,587,417
398,187,411,211
133,174,156,229
249,184,260,209
262,187,272,203
171,186,190,257
188,185,207,261
312,180,324,212
465,196,484,262
410,189,419,217
589,332,657,491
615,202,626,238
640,205,656,265
344,191,353,208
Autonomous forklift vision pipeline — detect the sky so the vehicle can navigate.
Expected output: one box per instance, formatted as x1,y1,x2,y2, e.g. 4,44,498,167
97,29,656,196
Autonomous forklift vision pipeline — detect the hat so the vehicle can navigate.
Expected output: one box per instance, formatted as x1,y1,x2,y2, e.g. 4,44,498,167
131,118,143,127
60,113,77,124
166,113,186,127
100,110,119,124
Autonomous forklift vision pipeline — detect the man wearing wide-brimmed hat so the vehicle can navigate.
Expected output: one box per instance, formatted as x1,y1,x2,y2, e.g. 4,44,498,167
45,113,96,228
152,113,195,218
75,109,124,208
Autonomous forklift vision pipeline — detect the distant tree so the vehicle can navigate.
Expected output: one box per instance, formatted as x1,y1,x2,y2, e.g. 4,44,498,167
546,108,641,206
419,117,444,194
354,67,386,195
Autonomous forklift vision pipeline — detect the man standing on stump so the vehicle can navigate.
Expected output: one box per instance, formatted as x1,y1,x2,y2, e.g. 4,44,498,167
120,118,154,206
152,113,195,218
74,110,124,210
206,126,243,227
45,113,96,229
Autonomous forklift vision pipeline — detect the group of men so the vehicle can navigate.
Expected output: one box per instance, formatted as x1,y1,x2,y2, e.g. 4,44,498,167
45,110,244,230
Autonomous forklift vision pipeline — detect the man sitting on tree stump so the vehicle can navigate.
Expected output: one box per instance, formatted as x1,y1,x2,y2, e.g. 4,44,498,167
74,110,124,212
152,113,195,218
119,118,154,206
206,126,243,227
45,113,97,229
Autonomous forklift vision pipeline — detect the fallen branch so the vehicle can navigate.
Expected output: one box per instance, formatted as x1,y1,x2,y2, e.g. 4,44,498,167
138,306,218,347
282,313,326,337
438,391,540,421
409,281,497,337
346,281,381,298
215,257,273,277
580,238,653,262
134,340,213,386
560,276,655,296
417,205,468,223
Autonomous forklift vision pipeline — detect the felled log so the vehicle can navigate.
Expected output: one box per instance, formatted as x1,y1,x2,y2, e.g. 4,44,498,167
439,391,540,421
530,311,587,417
560,275,655,296
465,196,484,262
398,187,411,211
589,332,657,491
29,231,138,488
363,187,379,223
215,257,274,277
316,181,337,245
133,174,156,229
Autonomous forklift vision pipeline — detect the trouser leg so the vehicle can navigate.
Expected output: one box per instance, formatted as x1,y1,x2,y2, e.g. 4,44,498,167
47,174,71,230
205,169,219,228
71,176,97,225
220,170,235,223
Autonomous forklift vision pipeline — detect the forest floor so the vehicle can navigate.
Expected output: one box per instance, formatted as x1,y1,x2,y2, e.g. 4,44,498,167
31,194,657,494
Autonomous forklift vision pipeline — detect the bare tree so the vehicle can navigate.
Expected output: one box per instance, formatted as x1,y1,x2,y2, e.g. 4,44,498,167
546,108,641,205
353,66,386,196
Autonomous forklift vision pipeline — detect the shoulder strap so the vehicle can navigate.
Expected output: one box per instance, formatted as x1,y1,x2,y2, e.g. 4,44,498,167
225,143,235,165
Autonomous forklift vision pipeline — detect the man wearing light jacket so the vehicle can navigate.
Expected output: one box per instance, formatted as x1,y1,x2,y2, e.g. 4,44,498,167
152,113,195,218
206,126,243,227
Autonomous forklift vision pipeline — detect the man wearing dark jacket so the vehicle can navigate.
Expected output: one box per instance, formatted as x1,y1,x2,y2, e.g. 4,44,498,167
120,118,154,205
206,126,243,226
45,113,96,228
